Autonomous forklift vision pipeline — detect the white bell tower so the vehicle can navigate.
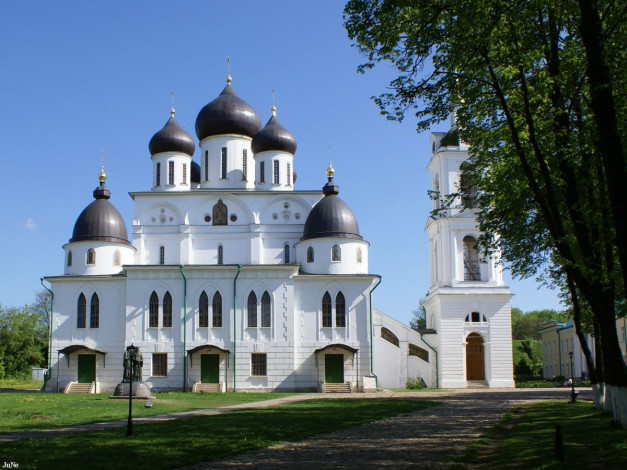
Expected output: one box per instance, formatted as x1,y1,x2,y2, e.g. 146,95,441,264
423,117,515,388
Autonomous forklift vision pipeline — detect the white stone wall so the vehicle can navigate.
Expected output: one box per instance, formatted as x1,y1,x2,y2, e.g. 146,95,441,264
64,241,135,276
151,151,192,191
199,135,255,189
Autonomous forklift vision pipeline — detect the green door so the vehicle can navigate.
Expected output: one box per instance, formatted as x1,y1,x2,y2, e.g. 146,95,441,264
201,354,220,384
77,354,96,383
325,354,344,383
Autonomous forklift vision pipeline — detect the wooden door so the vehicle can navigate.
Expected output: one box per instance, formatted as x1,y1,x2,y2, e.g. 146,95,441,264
77,354,96,383
325,354,344,383
466,333,485,380
201,354,220,384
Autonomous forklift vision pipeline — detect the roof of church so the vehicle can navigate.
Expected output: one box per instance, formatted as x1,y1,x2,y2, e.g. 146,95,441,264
70,173,130,245
148,111,195,157
191,160,200,184
251,109,297,155
301,165,362,241
195,81,261,141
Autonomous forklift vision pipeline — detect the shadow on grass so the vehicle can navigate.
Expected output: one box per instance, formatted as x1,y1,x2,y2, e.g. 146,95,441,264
0,399,439,469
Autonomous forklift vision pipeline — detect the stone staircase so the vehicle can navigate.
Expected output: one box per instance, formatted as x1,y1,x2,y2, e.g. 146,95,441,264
64,381,95,394
192,382,221,393
322,382,352,393
467,380,489,389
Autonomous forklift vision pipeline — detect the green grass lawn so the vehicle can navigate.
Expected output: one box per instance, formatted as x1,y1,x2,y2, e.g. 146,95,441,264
0,378,43,390
388,388,450,392
0,392,294,434
0,398,438,470
482,401,627,469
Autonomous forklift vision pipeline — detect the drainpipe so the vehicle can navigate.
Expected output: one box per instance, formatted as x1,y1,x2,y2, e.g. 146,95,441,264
233,265,242,391
179,266,187,392
557,326,564,377
368,275,382,389
420,332,439,388
40,278,54,391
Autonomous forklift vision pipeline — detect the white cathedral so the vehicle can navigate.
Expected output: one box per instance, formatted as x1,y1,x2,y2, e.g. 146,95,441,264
43,76,514,393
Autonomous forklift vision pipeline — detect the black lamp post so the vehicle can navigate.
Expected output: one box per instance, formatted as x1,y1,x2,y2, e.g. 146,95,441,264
568,351,577,403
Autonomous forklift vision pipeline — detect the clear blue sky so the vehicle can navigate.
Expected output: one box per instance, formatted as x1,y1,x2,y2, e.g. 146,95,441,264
0,0,562,324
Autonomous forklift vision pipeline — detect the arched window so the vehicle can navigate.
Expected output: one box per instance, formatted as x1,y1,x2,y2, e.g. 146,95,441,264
381,327,399,347
332,245,341,261
159,246,165,265
460,171,477,208
463,236,480,281
434,174,441,210
307,246,314,263
77,293,86,328
322,292,332,328
284,244,290,264
113,250,121,266
90,293,99,328
464,311,486,323
261,291,271,328
87,249,96,265
67,250,72,267
335,292,346,327
149,291,159,327
199,291,209,328
247,291,257,327
356,248,362,264
212,291,222,328
163,291,172,327
217,245,224,265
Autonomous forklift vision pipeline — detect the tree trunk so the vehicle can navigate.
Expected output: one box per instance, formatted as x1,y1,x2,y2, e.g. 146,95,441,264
567,275,597,383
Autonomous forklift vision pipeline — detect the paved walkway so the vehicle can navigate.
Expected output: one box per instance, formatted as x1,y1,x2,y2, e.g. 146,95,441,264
1,388,592,469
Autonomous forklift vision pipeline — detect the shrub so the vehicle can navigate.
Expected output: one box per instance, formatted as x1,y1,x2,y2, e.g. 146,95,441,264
406,376,427,389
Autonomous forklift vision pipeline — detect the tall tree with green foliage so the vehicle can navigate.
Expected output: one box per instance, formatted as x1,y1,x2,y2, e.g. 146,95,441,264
344,1,627,420
0,304,47,379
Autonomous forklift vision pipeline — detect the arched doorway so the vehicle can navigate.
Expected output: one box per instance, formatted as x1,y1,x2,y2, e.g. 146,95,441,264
466,332,485,380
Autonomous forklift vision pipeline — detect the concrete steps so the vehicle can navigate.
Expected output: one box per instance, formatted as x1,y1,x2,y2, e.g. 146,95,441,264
64,382,95,394
192,382,221,393
467,380,489,389
322,382,352,393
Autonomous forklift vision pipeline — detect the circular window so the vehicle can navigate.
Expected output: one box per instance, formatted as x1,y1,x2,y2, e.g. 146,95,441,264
283,202,290,209
272,213,278,220
159,217,166,223
294,213,300,220
204,215,211,223
230,214,238,222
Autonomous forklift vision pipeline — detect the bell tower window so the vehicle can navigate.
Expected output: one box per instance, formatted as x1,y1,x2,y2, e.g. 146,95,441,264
156,162,161,187
168,161,174,185
67,250,73,267
260,161,265,183
460,171,477,208
307,246,314,263
221,147,227,179
204,150,209,181
242,149,248,181
463,236,480,281
182,163,187,184
273,160,280,184
286,163,291,187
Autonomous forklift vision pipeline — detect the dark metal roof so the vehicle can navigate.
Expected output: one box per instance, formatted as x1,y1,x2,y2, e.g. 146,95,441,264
301,178,362,241
195,84,261,140
58,345,107,356
314,343,359,354
187,345,230,355
251,114,297,155
191,160,201,184
149,114,195,156
70,182,130,245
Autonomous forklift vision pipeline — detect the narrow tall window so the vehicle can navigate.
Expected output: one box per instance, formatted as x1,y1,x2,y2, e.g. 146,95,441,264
356,248,362,263
247,291,257,327
182,163,187,184
332,245,341,261
463,236,480,281
168,161,174,185
242,149,248,181
199,291,209,328
273,160,279,184
307,246,314,263
87,249,95,265
212,291,222,327
217,244,223,265
113,250,121,266
156,162,161,186
460,171,477,208
260,161,265,183
204,150,209,181
335,292,345,328
77,293,86,328
251,353,267,376
159,246,165,265
286,163,291,187
90,293,99,328
221,147,227,179
322,292,332,328
261,291,271,328
149,291,159,327
163,291,172,327
284,244,290,264
152,353,167,376
67,250,72,267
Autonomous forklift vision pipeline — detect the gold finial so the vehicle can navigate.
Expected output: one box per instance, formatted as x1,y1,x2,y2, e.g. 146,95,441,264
271,88,276,116
99,149,107,182
326,160,335,178
226,57,232,84
170,89,175,117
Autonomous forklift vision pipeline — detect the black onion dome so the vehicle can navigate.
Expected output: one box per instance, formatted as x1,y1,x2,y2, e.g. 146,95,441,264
149,113,195,156
191,161,200,184
301,177,362,241
195,84,261,141
70,181,130,245
251,113,297,155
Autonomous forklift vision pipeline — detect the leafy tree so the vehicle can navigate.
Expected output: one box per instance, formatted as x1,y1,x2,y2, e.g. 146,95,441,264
409,298,427,331
344,0,627,398
511,308,567,340
0,304,47,379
